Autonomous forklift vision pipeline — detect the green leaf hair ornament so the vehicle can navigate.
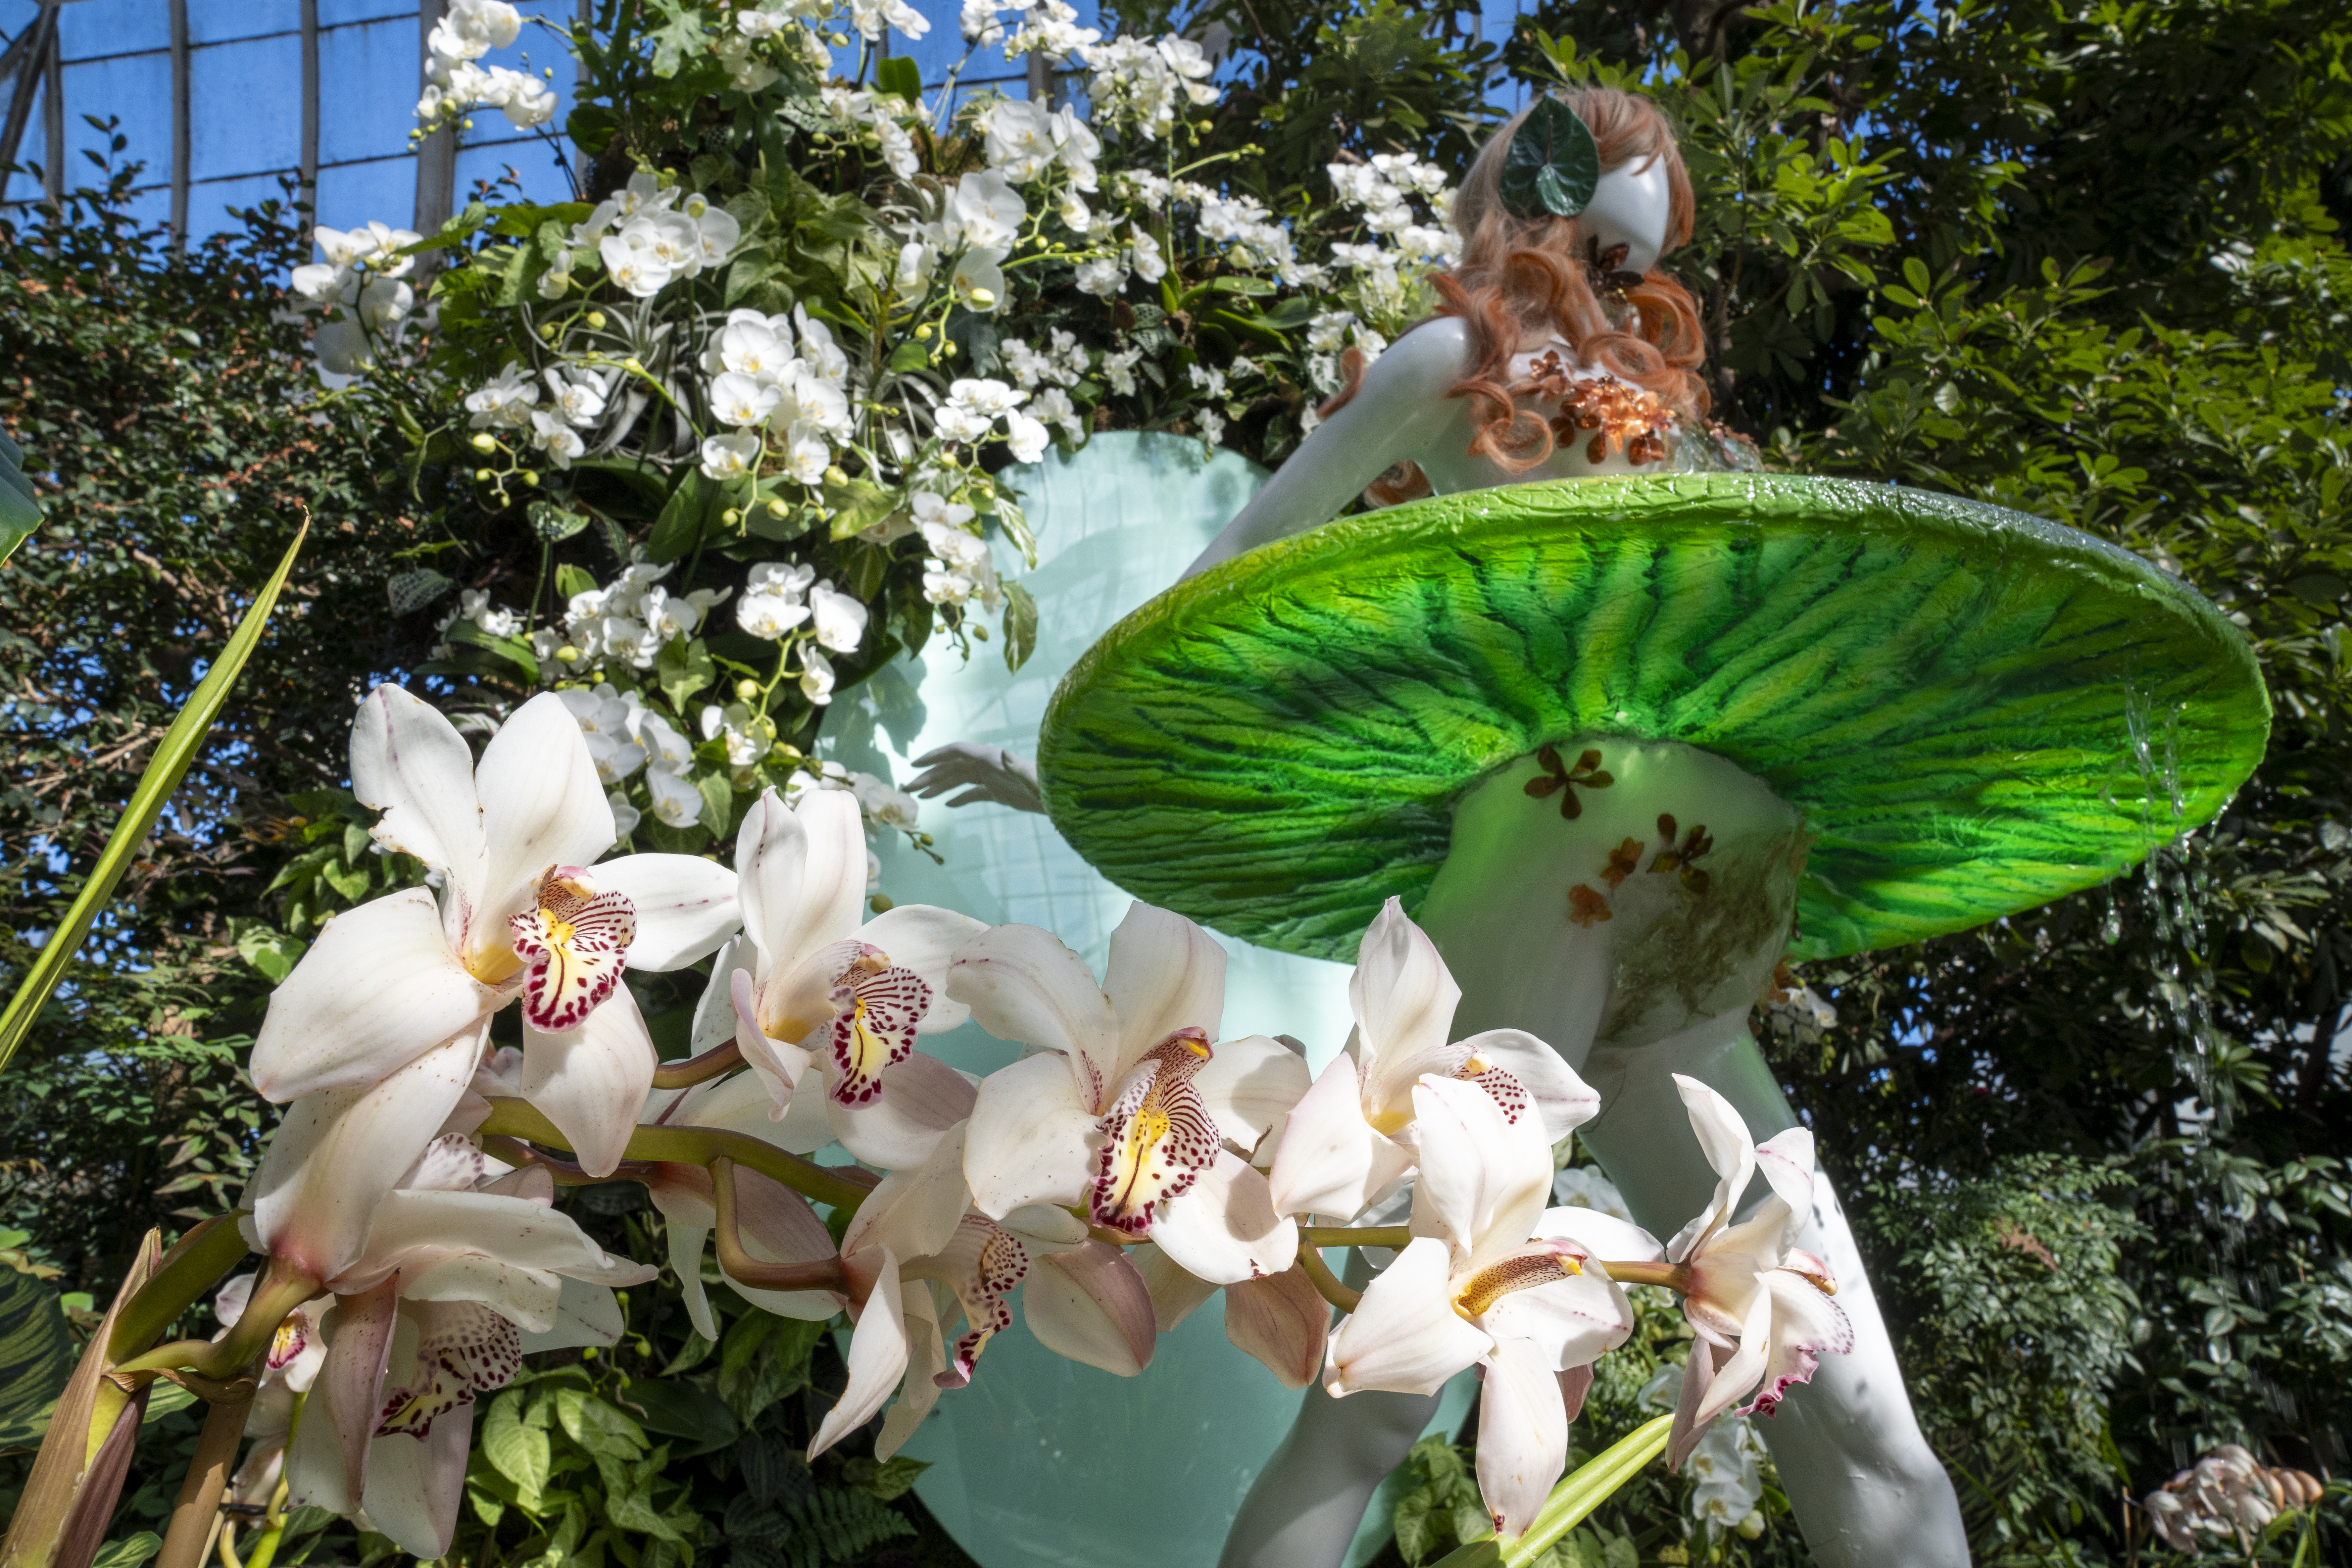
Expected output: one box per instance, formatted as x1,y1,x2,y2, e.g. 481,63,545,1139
1500,95,1603,219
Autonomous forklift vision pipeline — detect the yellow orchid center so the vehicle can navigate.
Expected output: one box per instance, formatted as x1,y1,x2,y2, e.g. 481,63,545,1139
1089,1028,1218,1235
508,865,637,1031
265,1314,309,1372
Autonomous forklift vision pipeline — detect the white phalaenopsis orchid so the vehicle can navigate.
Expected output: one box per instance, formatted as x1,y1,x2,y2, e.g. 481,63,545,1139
1324,1076,1640,1538
1658,1076,1854,1468
1270,897,1599,1223
282,1136,654,1558
707,786,985,1166
249,686,739,1177
949,903,1310,1285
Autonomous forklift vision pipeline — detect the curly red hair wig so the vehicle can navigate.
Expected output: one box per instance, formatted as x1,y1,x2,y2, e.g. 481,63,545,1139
1325,86,1710,502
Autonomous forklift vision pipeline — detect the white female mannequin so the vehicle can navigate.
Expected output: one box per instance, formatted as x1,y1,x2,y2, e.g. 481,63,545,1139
910,95,1968,1568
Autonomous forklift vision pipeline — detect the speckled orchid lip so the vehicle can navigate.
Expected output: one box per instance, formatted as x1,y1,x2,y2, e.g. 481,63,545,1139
508,865,637,1031
1451,1241,1587,1320
824,945,931,1106
1089,1027,1217,1235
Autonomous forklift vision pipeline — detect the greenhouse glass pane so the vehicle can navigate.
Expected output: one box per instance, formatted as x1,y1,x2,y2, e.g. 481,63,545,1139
56,0,170,58
116,182,171,228
62,51,172,175
189,0,303,45
456,136,573,206
317,17,420,167
317,0,412,23
313,151,416,232
191,35,303,181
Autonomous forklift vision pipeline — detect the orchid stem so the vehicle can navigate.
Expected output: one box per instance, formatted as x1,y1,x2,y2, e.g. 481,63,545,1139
1596,1260,1686,1291
709,1159,851,1293
108,1215,254,1366
1297,1225,1412,1251
485,1136,664,1186
648,1038,744,1090
113,1259,319,1383
1297,1245,1361,1315
154,1364,257,1568
479,1094,874,1212
240,1477,291,1568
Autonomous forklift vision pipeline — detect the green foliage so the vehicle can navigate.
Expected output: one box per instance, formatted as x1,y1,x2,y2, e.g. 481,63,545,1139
0,153,407,1300
1107,0,1498,206
1861,1157,2148,1557
1391,1434,1494,1563
0,424,42,564
436,1256,948,1568
0,1247,75,1452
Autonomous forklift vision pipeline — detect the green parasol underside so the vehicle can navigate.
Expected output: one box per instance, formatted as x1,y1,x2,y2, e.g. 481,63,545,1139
1037,474,2271,963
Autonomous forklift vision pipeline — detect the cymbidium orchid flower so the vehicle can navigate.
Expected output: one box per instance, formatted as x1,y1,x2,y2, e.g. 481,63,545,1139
712,786,986,1167
793,1126,1154,1459
283,1136,654,1558
1270,898,1599,1223
251,685,740,1176
948,902,1310,1285
1324,1076,1637,1538
1653,1076,1854,1469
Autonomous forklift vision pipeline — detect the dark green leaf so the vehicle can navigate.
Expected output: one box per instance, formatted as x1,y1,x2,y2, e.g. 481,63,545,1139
615,1378,739,1459
1001,580,1038,673
648,471,724,563
387,567,454,614
529,501,591,542
874,55,921,103
1499,96,1600,219
655,635,716,713
445,620,542,684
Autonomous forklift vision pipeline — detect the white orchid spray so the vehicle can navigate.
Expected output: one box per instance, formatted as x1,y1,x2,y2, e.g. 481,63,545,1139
97,671,1862,1558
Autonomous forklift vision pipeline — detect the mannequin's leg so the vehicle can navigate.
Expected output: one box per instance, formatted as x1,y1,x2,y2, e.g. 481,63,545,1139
1217,1376,1440,1568
1220,1254,1439,1568
1578,1017,1969,1568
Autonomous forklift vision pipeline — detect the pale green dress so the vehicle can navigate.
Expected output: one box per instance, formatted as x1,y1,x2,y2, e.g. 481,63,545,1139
820,432,1473,1568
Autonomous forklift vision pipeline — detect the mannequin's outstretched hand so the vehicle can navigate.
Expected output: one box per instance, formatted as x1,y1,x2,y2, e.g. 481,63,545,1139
908,742,1046,814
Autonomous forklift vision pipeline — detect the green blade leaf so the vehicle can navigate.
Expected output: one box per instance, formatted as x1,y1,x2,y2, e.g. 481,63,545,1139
0,1265,75,1452
0,524,307,1078
1430,1414,1671,1567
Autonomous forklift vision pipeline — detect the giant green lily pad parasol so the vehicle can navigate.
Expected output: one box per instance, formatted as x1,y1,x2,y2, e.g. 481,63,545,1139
1037,473,2270,963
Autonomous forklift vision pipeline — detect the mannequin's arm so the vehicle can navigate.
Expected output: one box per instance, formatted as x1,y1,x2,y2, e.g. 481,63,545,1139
907,742,1044,814
1182,318,1474,580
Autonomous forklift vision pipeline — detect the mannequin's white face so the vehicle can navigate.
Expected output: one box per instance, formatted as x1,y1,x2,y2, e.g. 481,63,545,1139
1580,156,1674,276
